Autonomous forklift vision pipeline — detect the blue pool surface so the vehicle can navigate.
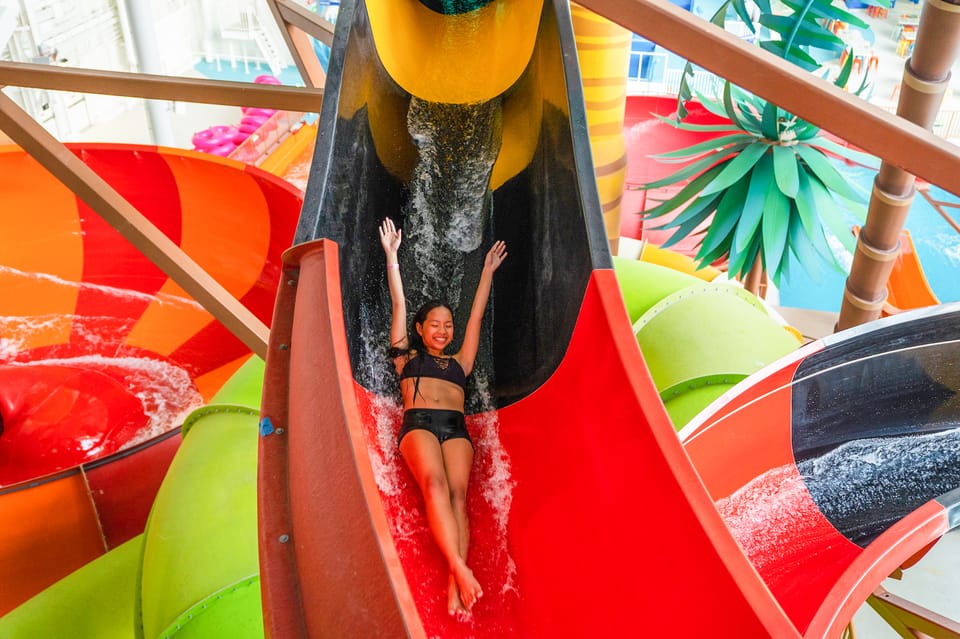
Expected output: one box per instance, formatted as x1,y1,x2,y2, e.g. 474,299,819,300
778,164,960,312
193,60,306,86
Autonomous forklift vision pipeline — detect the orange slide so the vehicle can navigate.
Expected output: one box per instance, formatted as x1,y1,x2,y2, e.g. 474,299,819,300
0,144,299,615
886,229,940,312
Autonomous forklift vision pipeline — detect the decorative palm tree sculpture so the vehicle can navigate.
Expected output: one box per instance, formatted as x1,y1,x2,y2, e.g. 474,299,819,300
638,0,887,295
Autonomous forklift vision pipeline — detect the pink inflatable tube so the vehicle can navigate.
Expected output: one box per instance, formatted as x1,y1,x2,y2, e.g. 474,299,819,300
192,125,239,152
240,116,269,135
208,141,238,157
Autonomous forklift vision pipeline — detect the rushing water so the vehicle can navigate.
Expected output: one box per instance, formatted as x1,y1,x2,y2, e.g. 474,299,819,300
0,268,206,483
717,426,960,580
356,97,518,637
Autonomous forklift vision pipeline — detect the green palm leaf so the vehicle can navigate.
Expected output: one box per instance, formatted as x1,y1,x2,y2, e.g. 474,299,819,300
700,174,751,257
659,196,722,248
834,47,854,88
779,0,871,30
805,172,858,253
651,189,724,229
795,170,840,265
772,145,800,197
647,0,886,289
729,0,758,31
759,41,820,71
760,15,847,53
651,133,757,161
796,145,868,203
723,83,762,135
701,142,769,195
652,113,741,133
787,207,826,283
811,137,880,170
733,153,774,252
760,102,779,140
693,88,734,121
761,182,792,279
728,231,762,279
640,163,727,218
639,146,749,190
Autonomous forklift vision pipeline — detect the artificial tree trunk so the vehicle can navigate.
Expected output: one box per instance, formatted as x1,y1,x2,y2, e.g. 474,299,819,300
837,0,960,330
743,254,767,299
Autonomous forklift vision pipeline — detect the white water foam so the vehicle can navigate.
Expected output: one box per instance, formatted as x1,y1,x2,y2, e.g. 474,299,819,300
797,426,960,539
0,264,202,310
718,426,960,575
5,354,202,447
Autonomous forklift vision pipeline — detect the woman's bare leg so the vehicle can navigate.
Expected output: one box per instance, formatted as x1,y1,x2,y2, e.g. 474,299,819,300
442,438,474,614
400,431,483,611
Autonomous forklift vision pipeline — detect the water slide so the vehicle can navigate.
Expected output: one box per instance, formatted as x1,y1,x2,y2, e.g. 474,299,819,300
885,229,940,313
261,1,787,636
680,304,960,635
614,256,800,428
257,1,960,637
0,144,299,616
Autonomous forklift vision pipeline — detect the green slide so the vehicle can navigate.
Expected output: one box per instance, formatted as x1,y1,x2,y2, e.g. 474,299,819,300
613,257,800,429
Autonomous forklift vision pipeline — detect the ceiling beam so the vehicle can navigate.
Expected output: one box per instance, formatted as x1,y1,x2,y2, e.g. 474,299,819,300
0,61,323,112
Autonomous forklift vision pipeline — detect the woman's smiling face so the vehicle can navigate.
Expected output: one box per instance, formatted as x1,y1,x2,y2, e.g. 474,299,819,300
416,306,454,354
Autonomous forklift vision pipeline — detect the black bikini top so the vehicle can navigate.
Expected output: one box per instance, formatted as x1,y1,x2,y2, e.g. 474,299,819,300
399,352,467,391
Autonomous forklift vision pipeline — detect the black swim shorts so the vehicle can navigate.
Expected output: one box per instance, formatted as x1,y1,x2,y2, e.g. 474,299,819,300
398,408,473,447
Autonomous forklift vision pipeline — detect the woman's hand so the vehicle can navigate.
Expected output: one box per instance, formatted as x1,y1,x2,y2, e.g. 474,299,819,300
484,240,508,272
379,218,401,255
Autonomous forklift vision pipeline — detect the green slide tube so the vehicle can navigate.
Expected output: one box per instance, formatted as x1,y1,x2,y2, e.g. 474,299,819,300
135,404,262,639
613,257,800,429
0,536,142,639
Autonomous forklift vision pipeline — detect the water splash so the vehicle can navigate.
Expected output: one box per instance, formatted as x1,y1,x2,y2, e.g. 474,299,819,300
403,97,502,312
0,265,202,310
798,426,960,544
718,426,960,578
716,464,826,576
0,314,138,361
6,354,202,447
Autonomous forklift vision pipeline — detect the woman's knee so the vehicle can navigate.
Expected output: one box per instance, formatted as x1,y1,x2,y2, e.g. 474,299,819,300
449,485,468,511
419,472,449,500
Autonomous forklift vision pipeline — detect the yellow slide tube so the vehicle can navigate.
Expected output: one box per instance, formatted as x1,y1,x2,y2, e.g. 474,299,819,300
366,0,543,104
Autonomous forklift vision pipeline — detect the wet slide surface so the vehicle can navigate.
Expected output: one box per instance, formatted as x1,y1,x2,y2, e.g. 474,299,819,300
0,144,299,614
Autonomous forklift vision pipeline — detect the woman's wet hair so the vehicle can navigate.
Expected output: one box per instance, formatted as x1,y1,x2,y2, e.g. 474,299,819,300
388,300,451,358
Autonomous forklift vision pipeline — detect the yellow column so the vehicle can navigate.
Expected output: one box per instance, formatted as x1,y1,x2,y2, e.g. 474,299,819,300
571,4,631,253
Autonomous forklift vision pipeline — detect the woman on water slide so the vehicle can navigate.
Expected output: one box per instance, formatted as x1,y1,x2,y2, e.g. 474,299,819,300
378,217,507,616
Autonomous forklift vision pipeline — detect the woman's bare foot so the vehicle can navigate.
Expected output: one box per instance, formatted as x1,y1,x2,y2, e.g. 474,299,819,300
448,574,469,617
450,560,483,611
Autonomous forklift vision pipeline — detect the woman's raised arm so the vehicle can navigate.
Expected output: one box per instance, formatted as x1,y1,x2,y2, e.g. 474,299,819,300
456,240,507,375
379,218,408,364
